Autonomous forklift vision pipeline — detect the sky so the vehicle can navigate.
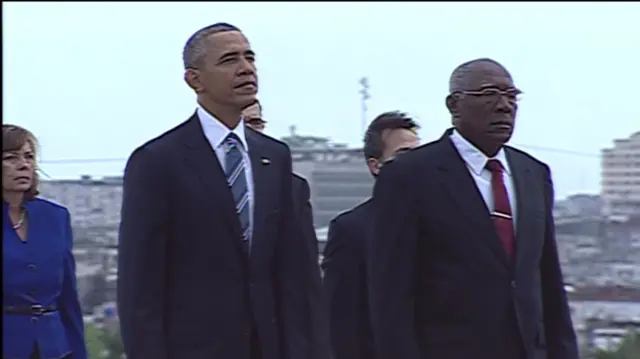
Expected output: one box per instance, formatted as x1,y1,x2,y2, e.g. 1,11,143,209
3,2,639,199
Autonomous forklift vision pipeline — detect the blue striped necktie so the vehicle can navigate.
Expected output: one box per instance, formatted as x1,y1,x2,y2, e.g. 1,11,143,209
224,133,251,250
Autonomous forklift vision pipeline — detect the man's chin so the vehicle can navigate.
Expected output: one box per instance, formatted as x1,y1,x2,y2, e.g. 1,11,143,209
236,95,257,108
487,130,513,145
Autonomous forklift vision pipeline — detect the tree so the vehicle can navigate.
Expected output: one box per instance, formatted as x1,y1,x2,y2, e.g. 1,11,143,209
595,332,640,359
84,323,106,359
100,325,125,359
84,322,125,359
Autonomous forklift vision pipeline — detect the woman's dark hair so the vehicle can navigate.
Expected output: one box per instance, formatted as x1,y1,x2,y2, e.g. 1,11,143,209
2,124,40,200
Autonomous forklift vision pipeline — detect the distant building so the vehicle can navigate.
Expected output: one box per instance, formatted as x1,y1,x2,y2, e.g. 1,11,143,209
601,131,640,217
554,194,603,218
39,175,122,230
287,132,372,228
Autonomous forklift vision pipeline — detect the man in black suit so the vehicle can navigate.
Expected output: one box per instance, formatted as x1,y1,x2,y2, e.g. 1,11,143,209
367,58,578,359
117,23,310,359
244,100,330,359
322,111,420,359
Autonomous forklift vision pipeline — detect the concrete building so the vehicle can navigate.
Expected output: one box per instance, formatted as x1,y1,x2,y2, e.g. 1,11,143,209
601,131,640,216
286,135,373,229
568,286,640,353
39,175,123,227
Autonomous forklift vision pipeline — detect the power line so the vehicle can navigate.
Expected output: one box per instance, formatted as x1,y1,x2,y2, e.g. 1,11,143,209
39,144,601,165
41,158,128,164
511,144,601,159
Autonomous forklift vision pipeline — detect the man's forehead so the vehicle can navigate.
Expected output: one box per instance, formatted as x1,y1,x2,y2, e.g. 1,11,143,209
206,31,251,53
466,62,513,89
383,128,419,145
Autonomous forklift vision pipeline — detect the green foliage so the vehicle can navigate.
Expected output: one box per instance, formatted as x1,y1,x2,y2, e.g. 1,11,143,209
594,332,640,359
84,323,125,359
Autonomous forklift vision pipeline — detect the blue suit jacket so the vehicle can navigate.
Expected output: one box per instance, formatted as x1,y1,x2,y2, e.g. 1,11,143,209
2,198,87,359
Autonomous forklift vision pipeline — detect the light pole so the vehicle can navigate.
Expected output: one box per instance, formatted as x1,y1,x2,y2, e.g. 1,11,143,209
359,77,370,136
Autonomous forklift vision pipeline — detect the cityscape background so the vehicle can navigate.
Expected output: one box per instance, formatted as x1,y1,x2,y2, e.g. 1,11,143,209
36,129,640,357
4,2,640,358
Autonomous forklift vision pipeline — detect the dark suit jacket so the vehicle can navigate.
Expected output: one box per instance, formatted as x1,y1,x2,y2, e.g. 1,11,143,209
2,199,87,359
117,114,310,359
292,174,330,359
322,199,374,359
367,130,578,359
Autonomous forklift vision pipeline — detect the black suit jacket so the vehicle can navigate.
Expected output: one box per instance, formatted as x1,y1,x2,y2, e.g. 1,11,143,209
117,114,310,359
322,199,374,359
292,174,330,359
368,130,578,359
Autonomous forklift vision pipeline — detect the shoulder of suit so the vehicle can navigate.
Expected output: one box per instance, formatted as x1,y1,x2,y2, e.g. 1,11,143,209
29,197,69,215
504,145,549,170
330,198,372,226
291,172,308,184
387,139,442,167
246,127,291,153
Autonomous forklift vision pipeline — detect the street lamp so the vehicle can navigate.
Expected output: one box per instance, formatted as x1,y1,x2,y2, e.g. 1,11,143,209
359,77,370,136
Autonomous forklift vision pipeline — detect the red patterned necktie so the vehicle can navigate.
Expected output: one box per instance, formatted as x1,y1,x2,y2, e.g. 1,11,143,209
486,159,515,259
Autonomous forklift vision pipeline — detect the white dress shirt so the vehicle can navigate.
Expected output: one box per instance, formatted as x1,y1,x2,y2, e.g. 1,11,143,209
449,129,517,230
196,105,255,235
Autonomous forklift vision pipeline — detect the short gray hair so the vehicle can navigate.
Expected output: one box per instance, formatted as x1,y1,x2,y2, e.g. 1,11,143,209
448,58,507,93
183,22,240,69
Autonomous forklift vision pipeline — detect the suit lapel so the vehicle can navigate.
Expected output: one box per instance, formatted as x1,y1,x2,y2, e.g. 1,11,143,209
181,114,244,255
245,129,276,256
435,131,511,268
505,148,533,268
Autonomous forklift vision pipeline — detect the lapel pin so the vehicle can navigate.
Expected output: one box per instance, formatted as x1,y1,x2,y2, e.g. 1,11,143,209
261,158,271,165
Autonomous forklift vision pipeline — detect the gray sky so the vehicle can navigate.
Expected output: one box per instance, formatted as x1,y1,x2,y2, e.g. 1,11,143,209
3,2,639,199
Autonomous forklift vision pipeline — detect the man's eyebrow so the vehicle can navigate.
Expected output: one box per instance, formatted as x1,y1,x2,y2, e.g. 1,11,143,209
219,50,255,61
394,146,413,154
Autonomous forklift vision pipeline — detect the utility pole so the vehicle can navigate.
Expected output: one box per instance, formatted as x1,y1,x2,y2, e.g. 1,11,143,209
359,77,370,136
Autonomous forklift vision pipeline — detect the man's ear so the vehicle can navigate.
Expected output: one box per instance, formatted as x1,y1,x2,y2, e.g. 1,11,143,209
184,69,204,93
445,94,458,117
367,157,382,176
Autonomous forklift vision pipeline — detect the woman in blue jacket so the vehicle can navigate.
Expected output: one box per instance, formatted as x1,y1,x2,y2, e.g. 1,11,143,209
2,124,87,359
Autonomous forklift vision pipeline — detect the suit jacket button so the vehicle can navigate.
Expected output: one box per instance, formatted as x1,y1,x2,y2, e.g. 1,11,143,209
31,317,38,323
510,280,516,289
27,264,36,270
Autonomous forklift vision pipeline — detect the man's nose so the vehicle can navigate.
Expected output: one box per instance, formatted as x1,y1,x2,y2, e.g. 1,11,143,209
238,59,255,75
496,95,516,111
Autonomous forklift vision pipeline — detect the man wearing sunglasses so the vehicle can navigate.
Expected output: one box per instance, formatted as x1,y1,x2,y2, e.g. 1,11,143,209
322,111,420,359
243,100,330,359
368,58,578,359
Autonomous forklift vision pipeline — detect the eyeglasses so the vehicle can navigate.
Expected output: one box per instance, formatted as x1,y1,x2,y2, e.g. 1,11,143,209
453,87,522,103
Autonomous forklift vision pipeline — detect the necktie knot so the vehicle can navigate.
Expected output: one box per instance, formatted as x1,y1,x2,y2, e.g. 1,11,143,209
486,159,504,173
225,133,243,151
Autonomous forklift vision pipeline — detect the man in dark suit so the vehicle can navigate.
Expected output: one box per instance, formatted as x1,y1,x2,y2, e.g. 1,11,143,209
244,100,330,359
117,23,310,359
322,111,420,359
367,58,578,359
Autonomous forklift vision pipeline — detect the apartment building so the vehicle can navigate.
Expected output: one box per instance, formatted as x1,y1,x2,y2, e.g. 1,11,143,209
601,131,640,216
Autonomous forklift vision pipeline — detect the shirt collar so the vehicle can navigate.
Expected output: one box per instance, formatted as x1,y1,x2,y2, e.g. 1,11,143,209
449,129,510,176
196,105,249,151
